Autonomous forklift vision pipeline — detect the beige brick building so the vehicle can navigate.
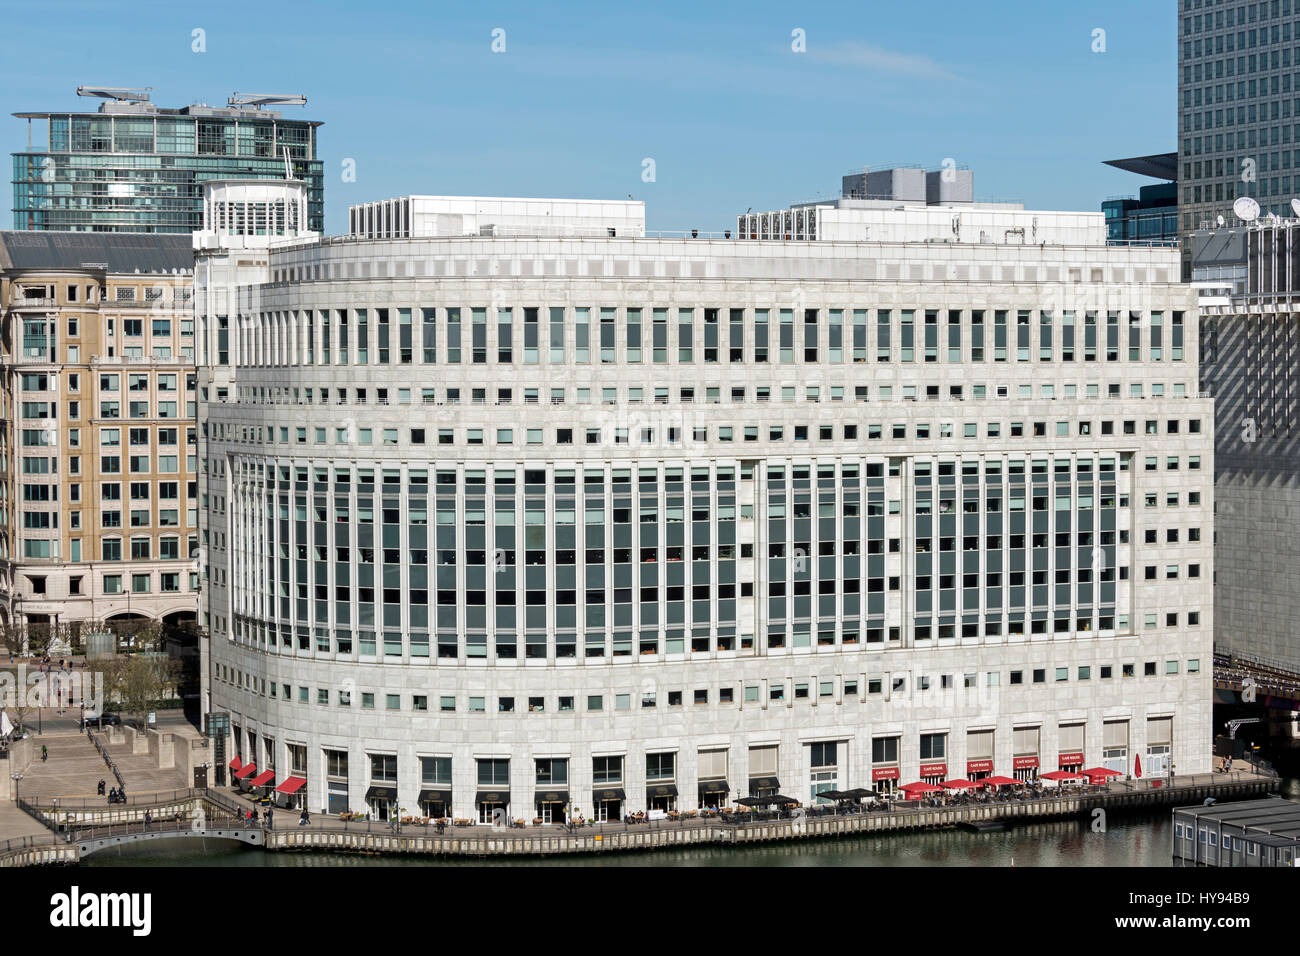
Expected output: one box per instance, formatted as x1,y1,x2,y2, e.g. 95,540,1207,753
0,232,199,650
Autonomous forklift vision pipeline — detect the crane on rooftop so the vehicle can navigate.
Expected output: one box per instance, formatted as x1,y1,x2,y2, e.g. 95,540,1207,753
76,86,152,104
227,93,307,110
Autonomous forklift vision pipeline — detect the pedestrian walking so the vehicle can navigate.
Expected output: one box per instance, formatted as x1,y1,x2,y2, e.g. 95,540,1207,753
266,807,273,829
299,807,310,827
144,810,152,831
40,744,47,762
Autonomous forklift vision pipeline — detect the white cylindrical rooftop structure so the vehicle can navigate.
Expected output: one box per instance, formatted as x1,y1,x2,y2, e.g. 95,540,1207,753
202,179,310,239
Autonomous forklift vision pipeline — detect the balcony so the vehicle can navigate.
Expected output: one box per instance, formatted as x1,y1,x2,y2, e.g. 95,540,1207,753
11,345,57,365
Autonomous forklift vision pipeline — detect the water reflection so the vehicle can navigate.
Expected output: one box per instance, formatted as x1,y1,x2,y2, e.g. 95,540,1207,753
82,810,1176,868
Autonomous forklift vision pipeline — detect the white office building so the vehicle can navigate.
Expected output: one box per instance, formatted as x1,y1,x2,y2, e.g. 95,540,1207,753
196,186,1213,823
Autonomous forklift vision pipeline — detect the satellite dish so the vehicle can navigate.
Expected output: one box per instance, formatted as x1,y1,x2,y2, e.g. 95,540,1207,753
1233,196,1260,222
1291,198,1300,219
1216,215,1226,228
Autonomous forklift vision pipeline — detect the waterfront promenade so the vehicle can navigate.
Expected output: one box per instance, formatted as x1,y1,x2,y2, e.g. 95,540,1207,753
1,768,1277,865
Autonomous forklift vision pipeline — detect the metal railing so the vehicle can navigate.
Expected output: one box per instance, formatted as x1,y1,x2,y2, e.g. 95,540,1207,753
23,787,202,812
1099,237,1180,247
251,772,1268,842
201,788,249,820
1239,753,1279,778
1222,649,1300,680
0,770,1271,862
0,832,69,858
87,728,125,790
69,816,243,844
16,797,55,833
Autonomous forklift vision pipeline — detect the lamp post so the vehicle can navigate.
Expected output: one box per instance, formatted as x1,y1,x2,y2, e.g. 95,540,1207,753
11,771,22,805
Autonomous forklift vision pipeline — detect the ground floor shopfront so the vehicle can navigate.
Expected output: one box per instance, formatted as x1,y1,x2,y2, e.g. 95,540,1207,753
213,633,1209,820
222,732,1188,822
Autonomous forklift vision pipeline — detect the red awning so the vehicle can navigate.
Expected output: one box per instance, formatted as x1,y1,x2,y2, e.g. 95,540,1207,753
233,762,258,780
1041,770,1084,781
983,776,1019,787
229,757,243,771
1081,767,1122,779
939,778,979,790
275,776,307,795
249,769,275,787
899,782,944,794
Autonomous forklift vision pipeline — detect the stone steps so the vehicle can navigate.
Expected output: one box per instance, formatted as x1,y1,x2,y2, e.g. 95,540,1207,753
16,733,186,801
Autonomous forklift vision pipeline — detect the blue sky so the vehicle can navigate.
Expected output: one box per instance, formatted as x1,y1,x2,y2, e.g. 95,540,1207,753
0,0,1176,235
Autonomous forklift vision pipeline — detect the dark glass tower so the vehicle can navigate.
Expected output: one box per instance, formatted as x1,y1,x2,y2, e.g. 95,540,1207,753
1177,0,1300,245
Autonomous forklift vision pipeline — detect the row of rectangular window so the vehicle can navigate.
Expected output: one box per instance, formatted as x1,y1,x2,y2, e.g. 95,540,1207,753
220,658,1202,710
227,415,1203,450
96,571,197,594
213,457,1131,489
232,381,1198,408
228,307,1188,368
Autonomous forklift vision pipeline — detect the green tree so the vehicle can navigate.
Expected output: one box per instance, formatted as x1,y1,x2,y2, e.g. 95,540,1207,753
103,654,183,729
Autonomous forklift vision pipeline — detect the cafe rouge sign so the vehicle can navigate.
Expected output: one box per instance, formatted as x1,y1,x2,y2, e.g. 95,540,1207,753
1058,752,1084,767
1012,756,1040,769
871,767,900,781
920,763,947,777
966,760,994,775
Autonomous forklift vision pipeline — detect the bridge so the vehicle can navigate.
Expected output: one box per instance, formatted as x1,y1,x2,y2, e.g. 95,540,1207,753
4,787,265,863
1214,652,1300,707
72,819,263,856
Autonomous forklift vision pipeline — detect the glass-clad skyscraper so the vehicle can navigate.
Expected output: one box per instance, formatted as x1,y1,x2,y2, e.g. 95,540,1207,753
12,89,323,234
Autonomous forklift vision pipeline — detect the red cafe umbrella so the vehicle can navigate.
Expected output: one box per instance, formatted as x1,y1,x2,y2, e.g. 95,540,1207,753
899,782,945,795
983,776,1019,787
939,778,979,790
1040,770,1083,782
1081,767,1122,781
1134,753,1142,778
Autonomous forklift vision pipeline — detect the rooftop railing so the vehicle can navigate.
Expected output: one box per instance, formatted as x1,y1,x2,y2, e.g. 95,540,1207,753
280,232,1184,254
